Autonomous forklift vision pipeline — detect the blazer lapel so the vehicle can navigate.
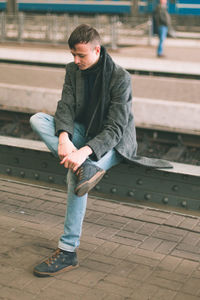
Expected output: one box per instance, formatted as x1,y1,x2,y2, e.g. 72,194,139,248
75,69,85,114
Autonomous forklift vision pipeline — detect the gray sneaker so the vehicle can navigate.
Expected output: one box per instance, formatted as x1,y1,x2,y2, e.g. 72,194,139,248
33,248,78,277
75,161,105,197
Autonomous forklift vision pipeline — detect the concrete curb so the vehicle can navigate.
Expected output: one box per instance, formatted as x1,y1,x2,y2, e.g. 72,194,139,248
0,47,200,76
133,97,200,134
1,83,200,134
0,83,59,114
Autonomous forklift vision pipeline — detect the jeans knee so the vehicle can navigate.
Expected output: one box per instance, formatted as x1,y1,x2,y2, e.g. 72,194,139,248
30,112,44,131
30,112,40,124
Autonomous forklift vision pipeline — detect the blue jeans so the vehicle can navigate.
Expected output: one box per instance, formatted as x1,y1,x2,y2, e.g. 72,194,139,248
30,112,122,252
157,25,168,56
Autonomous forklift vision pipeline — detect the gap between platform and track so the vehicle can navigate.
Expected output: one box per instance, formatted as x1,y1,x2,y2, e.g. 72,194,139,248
0,59,199,80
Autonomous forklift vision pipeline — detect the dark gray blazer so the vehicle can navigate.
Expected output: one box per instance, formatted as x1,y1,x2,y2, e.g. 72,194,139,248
54,61,137,162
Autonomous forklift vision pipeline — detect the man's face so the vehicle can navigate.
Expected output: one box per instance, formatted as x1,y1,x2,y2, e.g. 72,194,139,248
70,42,100,70
160,0,167,5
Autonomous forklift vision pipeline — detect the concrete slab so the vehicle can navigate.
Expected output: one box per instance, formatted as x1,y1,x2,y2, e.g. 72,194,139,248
0,136,49,152
133,97,200,134
0,45,200,76
0,83,59,114
115,56,200,76
1,83,200,134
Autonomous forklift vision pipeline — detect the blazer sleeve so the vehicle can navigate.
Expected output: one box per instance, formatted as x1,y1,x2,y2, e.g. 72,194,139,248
86,68,133,160
54,64,76,137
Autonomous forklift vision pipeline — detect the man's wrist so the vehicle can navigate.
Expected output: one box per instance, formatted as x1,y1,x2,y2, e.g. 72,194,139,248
82,145,93,156
59,131,70,144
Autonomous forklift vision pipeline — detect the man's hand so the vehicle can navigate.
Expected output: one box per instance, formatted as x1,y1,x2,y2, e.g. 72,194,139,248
58,131,77,160
60,146,93,172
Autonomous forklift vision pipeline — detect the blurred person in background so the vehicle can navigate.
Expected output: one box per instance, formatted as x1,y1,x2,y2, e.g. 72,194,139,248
153,0,173,57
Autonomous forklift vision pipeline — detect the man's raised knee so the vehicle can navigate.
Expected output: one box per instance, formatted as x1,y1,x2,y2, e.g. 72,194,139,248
30,112,43,129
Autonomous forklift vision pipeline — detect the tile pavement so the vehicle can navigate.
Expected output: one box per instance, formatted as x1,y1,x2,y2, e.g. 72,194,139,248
1,177,200,300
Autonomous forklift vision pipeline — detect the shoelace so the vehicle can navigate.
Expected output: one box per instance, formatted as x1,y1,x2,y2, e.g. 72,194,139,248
76,167,84,180
45,249,61,266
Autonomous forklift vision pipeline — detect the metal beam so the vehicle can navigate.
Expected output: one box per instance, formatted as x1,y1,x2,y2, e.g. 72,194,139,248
0,137,200,211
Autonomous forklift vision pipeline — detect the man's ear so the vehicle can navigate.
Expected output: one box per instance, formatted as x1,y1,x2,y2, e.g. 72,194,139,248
95,45,101,55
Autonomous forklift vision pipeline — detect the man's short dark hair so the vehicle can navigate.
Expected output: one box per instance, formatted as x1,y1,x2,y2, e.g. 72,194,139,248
68,24,101,49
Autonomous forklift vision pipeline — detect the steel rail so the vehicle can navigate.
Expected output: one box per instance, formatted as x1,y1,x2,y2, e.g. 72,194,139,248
0,136,200,211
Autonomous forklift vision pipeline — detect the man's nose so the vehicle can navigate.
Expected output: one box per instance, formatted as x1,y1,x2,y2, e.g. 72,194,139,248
74,56,80,64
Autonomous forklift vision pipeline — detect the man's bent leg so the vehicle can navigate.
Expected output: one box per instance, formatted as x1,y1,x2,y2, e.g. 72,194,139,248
33,118,89,277
30,112,59,157
30,113,90,252
31,114,122,276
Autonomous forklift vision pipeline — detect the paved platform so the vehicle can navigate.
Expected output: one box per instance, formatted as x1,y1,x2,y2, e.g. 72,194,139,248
1,177,200,300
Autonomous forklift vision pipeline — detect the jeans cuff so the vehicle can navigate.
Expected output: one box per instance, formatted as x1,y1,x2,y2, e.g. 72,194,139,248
58,240,76,252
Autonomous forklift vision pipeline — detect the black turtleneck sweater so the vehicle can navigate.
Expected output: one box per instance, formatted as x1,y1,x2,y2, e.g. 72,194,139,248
80,50,103,137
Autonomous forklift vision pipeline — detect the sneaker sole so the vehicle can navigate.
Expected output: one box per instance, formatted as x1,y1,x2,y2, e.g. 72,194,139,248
33,263,79,277
75,169,106,197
